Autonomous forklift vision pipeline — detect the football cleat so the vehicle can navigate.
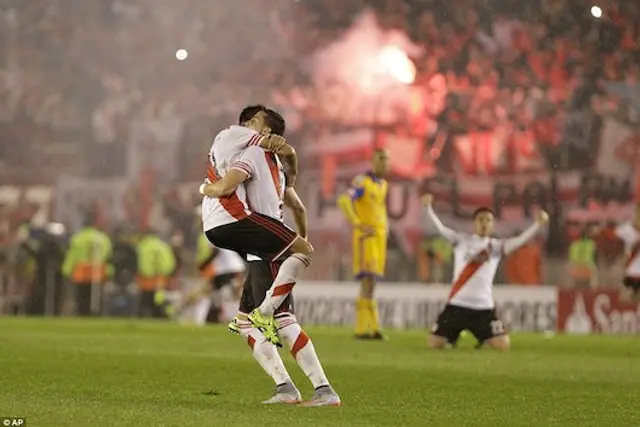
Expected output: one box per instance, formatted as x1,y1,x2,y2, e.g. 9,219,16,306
300,386,342,407
354,332,388,341
354,333,373,340
261,392,302,405
248,308,281,347
262,382,301,405
370,331,389,341
227,318,240,335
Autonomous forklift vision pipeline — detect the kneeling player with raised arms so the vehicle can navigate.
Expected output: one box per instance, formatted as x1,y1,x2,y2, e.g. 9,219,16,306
422,194,548,350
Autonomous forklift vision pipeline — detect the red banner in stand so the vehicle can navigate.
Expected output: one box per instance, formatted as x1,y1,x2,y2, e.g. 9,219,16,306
557,289,640,334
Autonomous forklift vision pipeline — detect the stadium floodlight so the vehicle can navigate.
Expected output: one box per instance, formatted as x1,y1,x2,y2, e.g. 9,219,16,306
175,49,188,61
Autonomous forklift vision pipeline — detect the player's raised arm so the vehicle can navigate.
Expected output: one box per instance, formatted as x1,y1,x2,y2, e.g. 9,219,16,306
284,186,308,239
260,135,298,187
501,210,548,255
422,194,463,244
614,221,636,249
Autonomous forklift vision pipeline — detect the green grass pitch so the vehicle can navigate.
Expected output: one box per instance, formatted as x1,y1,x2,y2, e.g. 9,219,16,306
1,318,639,427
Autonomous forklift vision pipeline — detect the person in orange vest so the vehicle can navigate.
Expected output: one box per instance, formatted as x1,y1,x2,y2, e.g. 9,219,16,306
135,230,176,318
61,218,113,316
505,230,542,285
595,220,624,288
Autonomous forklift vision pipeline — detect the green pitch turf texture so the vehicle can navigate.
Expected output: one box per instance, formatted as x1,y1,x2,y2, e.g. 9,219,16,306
1,318,638,427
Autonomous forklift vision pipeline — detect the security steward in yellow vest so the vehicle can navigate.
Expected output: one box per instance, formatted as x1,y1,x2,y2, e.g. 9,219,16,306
135,231,176,318
568,228,598,288
61,222,113,316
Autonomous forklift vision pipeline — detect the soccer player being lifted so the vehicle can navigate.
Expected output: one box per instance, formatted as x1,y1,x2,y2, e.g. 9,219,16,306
422,194,548,350
338,149,390,340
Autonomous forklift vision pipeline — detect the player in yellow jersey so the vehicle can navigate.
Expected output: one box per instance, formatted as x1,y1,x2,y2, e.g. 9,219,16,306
337,148,390,340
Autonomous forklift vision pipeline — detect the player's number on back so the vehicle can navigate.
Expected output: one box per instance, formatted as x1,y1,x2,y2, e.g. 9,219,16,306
490,320,505,335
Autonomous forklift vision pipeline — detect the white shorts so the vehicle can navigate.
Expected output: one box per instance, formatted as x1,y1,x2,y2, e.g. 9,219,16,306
178,297,213,326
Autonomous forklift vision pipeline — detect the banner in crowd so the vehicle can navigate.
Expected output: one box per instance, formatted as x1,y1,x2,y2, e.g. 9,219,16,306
452,128,546,176
565,116,639,224
302,172,636,255
292,282,556,332
557,289,640,335
301,116,639,253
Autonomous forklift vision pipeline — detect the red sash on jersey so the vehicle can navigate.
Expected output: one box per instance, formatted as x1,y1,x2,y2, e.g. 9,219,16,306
448,244,492,301
205,162,248,220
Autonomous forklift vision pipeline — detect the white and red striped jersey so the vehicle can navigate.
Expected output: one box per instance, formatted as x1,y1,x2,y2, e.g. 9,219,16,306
615,222,640,278
425,206,541,310
240,146,287,222
448,235,503,309
202,126,266,231
238,146,288,263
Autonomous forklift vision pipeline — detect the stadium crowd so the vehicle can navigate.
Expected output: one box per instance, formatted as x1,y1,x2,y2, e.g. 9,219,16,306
1,0,638,179
0,0,639,311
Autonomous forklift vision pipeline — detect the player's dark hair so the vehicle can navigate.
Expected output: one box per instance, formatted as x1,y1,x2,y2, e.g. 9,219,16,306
472,207,495,219
265,108,286,136
238,104,267,125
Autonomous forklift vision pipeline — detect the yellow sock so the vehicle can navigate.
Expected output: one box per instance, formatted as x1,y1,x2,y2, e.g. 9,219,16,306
368,299,381,333
355,298,369,335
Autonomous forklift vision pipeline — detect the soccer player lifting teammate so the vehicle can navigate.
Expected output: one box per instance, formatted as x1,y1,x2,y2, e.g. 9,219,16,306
422,193,548,350
220,108,340,406
338,149,390,340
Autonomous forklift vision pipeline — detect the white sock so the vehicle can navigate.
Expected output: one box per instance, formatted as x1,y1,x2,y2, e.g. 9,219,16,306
237,319,292,386
276,313,330,389
258,254,310,316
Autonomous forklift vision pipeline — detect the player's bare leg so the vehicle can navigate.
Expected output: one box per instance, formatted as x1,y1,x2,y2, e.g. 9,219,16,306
235,313,301,404
248,236,313,343
427,334,451,349
355,275,385,340
484,335,511,350
276,312,341,407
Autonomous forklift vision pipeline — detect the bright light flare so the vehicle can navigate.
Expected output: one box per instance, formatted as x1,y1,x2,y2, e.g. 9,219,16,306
591,5,602,18
175,49,188,60
378,46,416,84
